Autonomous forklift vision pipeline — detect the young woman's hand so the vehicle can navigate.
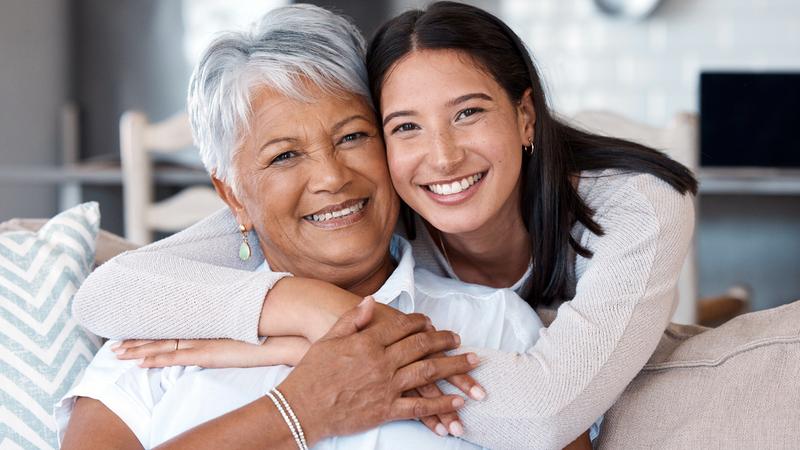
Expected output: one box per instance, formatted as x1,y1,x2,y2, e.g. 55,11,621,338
410,353,485,437
111,336,310,368
364,303,486,437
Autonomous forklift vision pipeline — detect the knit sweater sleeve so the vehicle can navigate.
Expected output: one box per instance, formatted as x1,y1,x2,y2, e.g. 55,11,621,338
72,209,288,344
446,174,696,449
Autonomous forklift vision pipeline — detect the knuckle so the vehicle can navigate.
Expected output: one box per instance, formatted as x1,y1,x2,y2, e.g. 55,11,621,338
412,400,428,418
393,312,414,329
419,360,437,384
417,383,437,397
412,333,430,353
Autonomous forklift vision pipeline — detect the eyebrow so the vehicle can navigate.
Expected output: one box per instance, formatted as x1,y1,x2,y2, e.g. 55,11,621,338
331,114,371,133
382,92,494,127
260,137,297,151
446,92,494,107
258,114,372,152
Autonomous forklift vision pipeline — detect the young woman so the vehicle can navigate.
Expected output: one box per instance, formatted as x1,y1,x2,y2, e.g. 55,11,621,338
72,2,696,448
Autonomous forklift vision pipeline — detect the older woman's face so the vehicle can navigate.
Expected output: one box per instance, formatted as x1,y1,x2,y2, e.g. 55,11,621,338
221,85,399,287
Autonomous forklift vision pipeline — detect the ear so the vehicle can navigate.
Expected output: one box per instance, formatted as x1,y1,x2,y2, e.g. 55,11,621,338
517,87,536,144
211,173,253,230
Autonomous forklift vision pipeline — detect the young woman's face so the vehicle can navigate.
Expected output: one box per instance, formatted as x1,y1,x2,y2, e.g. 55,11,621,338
380,49,534,234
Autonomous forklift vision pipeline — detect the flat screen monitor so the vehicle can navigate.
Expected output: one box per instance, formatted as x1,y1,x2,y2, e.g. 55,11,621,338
700,72,800,167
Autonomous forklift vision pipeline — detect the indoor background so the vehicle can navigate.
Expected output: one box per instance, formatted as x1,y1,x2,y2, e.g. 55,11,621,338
1,0,798,314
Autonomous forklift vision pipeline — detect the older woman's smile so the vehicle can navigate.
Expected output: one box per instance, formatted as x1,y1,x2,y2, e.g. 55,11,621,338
304,198,369,228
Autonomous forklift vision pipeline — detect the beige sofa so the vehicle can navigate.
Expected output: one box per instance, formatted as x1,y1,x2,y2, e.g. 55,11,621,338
4,218,798,448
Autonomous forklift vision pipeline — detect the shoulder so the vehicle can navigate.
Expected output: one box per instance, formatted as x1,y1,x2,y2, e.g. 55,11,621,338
140,207,238,251
111,207,264,271
577,168,695,235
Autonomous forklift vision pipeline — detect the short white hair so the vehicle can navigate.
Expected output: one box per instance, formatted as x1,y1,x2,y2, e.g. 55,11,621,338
187,4,370,186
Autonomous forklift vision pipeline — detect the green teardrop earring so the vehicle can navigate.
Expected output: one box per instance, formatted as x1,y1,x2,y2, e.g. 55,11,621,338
238,224,252,261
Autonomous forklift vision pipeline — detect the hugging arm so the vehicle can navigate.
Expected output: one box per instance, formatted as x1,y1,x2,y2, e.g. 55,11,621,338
73,209,379,345
444,176,696,448
62,300,474,449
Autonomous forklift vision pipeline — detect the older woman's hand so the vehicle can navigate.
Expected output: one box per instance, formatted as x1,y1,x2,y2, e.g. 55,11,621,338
278,296,480,446
114,293,486,438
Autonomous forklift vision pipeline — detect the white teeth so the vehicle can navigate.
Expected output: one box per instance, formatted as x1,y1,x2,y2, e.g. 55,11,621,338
305,200,366,222
426,173,483,196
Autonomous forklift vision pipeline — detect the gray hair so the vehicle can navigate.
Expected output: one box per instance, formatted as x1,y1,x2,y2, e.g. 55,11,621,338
187,4,370,187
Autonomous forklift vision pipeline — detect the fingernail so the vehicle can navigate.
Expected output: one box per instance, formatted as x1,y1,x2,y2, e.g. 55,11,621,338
110,342,121,350
435,423,448,437
453,333,461,346
451,397,465,408
470,386,486,401
449,421,464,437
358,296,370,306
467,353,480,365
113,348,126,355
135,358,145,367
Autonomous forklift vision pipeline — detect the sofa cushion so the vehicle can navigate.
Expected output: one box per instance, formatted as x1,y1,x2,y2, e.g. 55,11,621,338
598,300,800,448
0,217,137,266
0,203,103,449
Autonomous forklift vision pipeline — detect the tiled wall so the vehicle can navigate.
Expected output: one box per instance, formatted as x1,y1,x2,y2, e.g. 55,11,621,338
501,0,800,125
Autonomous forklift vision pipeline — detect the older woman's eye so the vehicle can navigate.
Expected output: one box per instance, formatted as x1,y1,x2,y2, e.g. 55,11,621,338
456,107,484,121
270,151,299,165
339,132,367,145
391,123,419,134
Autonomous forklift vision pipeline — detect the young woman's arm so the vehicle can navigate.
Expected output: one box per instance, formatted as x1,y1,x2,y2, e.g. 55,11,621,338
447,174,695,449
72,208,356,344
61,301,473,449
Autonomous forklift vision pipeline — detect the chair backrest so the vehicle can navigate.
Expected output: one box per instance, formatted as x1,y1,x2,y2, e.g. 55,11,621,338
568,110,699,324
120,111,225,245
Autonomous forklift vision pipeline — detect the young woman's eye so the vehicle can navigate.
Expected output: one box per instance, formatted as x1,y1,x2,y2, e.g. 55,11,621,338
339,132,367,144
391,123,419,134
270,151,299,165
456,107,484,121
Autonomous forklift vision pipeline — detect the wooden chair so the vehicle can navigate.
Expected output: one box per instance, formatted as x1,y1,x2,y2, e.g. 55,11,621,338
569,110,700,324
119,111,225,245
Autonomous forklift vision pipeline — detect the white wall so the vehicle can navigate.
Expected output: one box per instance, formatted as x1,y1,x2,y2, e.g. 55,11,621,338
501,0,800,125
499,0,800,311
0,0,70,220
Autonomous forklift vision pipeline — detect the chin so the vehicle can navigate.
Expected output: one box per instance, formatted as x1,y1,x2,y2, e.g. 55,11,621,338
317,234,387,266
426,213,488,235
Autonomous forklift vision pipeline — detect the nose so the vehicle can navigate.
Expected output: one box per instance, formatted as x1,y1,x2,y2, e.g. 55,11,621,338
307,150,353,195
427,129,465,174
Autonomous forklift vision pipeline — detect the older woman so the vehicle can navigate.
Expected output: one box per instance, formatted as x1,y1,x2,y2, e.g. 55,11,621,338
58,5,589,450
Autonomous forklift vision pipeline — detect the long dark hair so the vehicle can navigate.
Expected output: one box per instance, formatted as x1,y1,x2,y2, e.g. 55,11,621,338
367,1,698,308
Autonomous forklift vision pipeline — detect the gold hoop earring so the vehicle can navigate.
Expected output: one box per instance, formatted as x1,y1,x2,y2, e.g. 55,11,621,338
238,224,252,261
523,137,534,155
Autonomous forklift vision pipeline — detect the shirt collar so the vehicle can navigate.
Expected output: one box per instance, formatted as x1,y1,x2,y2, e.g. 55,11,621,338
255,234,416,307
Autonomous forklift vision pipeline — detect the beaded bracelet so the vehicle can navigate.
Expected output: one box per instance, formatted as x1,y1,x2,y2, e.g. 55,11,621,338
266,388,308,450
272,388,307,448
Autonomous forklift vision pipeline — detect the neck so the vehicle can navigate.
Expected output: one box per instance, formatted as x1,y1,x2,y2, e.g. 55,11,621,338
434,188,531,289
344,252,396,297
263,246,396,298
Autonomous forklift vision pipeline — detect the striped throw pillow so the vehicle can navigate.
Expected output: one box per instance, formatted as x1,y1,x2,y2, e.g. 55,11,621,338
1,202,103,449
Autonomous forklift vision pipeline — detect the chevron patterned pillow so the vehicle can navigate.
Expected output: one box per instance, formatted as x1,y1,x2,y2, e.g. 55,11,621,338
1,202,103,449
